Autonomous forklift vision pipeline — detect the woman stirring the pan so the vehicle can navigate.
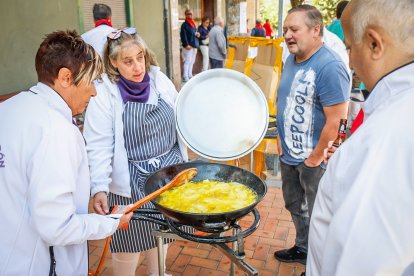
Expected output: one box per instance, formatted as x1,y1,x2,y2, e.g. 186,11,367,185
84,28,188,276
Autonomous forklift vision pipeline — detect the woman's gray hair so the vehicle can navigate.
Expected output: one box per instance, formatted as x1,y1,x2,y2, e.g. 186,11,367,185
288,4,324,37
103,32,158,83
350,0,414,52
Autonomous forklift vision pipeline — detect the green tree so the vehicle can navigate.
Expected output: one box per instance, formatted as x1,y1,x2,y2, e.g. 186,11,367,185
259,0,280,30
314,0,340,26
290,0,305,8
259,0,293,36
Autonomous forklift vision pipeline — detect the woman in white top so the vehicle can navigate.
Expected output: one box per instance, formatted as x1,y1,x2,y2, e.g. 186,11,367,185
198,16,211,71
84,28,188,276
0,30,131,276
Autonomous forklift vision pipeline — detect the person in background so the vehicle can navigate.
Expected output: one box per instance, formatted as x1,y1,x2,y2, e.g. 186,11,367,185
208,16,227,69
180,9,199,82
251,19,266,37
198,16,211,71
308,0,414,274
327,1,349,42
263,19,273,38
274,4,350,266
84,28,189,276
82,3,116,56
0,30,131,275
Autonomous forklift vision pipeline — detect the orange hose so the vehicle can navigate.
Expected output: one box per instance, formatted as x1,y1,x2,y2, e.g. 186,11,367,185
89,236,112,276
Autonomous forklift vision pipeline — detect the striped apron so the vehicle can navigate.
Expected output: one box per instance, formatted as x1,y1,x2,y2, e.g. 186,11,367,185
109,93,183,253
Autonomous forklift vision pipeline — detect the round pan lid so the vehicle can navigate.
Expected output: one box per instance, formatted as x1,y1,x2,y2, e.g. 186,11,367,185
176,69,269,161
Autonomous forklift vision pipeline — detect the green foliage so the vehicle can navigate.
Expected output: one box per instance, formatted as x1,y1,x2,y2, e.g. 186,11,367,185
259,0,293,35
313,0,340,26
259,0,340,34
290,0,305,8
259,0,281,31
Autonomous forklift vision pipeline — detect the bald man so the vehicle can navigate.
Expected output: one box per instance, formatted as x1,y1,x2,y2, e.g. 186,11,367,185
307,0,414,275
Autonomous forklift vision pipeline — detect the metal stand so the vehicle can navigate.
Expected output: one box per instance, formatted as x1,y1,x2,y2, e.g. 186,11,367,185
150,209,260,276
130,199,261,275
152,229,258,276
157,235,165,276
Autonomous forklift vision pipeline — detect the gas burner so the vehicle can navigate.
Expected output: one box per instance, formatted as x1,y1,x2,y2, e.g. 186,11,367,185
131,208,260,276
165,208,260,245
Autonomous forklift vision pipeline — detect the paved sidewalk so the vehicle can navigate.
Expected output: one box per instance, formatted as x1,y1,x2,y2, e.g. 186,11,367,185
88,186,305,275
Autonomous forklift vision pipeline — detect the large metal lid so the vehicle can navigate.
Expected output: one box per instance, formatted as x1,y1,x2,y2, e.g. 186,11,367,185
176,69,269,161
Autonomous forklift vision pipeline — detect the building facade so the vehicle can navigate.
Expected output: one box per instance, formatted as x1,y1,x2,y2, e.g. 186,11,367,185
0,0,258,94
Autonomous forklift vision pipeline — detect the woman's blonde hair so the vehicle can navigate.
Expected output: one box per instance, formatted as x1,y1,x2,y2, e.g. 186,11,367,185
103,32,158,83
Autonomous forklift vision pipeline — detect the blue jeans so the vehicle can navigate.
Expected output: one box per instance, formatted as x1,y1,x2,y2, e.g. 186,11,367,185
209,58,224,69
280,160,325,252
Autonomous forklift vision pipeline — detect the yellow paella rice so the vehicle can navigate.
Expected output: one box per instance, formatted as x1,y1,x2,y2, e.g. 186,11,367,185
157,180,257,213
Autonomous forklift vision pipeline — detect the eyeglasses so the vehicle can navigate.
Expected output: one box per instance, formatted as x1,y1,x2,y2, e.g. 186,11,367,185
107,27,137,40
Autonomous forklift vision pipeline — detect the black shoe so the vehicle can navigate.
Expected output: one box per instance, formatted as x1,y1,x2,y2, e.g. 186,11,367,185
274,245,307,265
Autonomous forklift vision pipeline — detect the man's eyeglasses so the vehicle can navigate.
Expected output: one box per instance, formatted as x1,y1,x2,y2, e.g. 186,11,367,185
107,27,137,40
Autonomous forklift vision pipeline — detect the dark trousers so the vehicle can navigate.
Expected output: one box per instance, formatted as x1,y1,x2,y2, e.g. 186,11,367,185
209,58,224,69
280,160,325,252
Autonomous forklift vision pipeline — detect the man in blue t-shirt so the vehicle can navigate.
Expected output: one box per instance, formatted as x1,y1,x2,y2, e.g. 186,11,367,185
274,5,350,266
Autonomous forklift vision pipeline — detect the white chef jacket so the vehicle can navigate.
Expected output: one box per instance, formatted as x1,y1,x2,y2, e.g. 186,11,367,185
83,66,188,198
0,83,119,275
81,24,115,56
307,62,414,276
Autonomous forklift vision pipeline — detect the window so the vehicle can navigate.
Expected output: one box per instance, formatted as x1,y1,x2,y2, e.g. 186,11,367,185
82,0,127,32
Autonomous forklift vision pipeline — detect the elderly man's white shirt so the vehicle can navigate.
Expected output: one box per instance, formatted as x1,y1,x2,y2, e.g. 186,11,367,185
307,63,414,276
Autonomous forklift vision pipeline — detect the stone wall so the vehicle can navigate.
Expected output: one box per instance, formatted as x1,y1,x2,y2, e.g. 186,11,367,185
226,0,242,35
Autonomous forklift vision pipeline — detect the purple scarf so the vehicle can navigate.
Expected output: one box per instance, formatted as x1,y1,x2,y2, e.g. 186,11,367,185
117,73,151,103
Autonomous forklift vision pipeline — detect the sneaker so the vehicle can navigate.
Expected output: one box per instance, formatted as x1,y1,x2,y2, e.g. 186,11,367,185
274,245,307,265
182,77,189,82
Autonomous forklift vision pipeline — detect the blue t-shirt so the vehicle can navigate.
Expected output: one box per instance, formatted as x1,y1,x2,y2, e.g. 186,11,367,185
276,45,350,165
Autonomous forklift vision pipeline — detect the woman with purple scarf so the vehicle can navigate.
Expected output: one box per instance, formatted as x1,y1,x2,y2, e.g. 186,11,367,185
83,28,188,276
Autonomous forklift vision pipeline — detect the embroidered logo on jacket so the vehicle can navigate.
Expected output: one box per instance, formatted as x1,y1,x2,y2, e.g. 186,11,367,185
0,146,5,168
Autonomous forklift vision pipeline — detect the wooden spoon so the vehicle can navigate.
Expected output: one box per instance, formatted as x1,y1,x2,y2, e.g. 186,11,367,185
124,167,198,214
90,168,198,276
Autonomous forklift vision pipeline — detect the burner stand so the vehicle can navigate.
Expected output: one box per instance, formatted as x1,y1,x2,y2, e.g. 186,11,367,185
151,209,260,276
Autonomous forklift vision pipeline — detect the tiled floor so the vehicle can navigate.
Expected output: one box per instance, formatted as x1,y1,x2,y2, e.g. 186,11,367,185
88,153,305,275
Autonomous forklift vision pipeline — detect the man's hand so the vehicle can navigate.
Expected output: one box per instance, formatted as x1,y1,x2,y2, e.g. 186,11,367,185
307,102,348,167
277,137,283,156
93,191,109,215
304,156,321,167
323,140,337,164
185,45,192,50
